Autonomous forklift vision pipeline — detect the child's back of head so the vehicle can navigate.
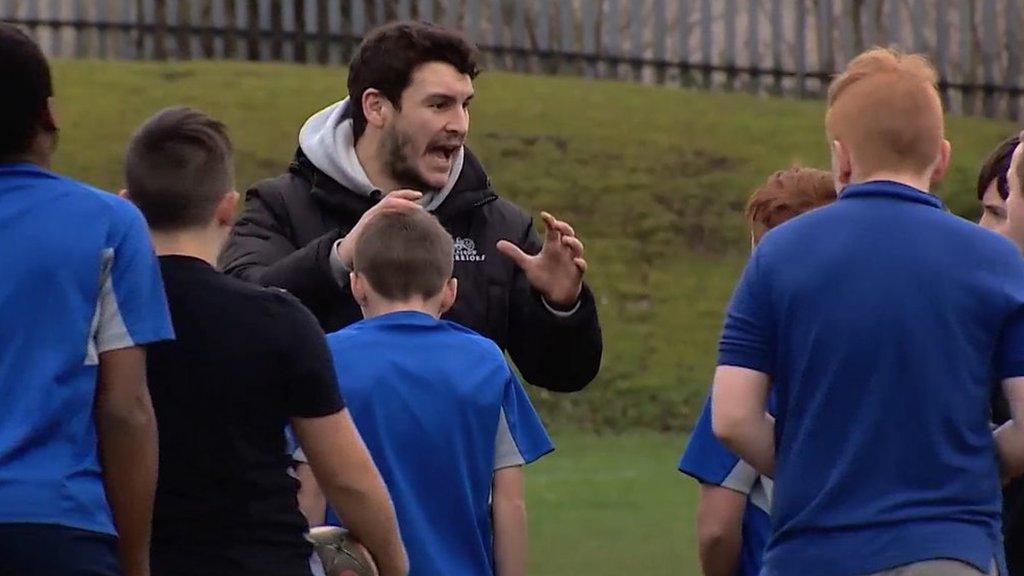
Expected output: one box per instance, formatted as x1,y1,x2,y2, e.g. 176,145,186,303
350,209,457,318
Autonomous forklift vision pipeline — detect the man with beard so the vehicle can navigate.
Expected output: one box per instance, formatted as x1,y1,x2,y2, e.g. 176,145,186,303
219,21,601,394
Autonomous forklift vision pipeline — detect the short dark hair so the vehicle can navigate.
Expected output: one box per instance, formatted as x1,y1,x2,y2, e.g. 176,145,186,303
353,209,454,301
977,135,1020,201
347,21,480,140
125,107,234,231
0,24,54,158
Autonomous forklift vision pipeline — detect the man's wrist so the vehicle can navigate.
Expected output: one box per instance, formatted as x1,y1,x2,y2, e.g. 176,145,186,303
329,238,351,287
541,294,582,317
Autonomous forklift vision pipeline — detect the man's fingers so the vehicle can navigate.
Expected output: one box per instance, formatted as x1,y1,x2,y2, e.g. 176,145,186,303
496,240,532,270
573,257,588,275
540,212,561,246
541,211,576,237
387,189,423,201
377,198,423,213
561,235,585,257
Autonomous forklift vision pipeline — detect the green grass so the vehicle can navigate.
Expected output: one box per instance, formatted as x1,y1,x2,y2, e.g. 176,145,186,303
49,59,1018,431
527,430,696,575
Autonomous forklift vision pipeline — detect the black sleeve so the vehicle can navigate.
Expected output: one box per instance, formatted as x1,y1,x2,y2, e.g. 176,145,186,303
274,293,346,418
505,219,603,393
219,181,348,326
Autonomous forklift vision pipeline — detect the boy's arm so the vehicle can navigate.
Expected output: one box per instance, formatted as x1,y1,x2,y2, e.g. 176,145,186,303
292,411,408,576
696,484,746,576
711,366,775,477
996,376,1024,480
294,459,327,526
96,346,158,576
492,465,527,576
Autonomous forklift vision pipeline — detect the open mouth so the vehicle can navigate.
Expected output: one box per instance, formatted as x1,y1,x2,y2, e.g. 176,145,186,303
427,144,460,164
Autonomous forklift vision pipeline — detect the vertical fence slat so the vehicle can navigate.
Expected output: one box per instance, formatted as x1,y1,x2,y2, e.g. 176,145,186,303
535,0,550,73
96,0,110,59
678,0,690,84
78,0,93,58
935,0,949,107
33,0,52,57
351,0,365,36
418,0,434,22
795,0,806,96
630,0,644,80
653,0,667,82
910,0,927,54
747,0,759,92
189,0,203,58
699,0,711,87
122,0,136,59
328,0,342,64
558,0,573,72
770,0,783,93
958,0,974,115
398,0,412,22
886,0,902,47
862,0,878,48
582,0,596,77
466,0,481,44
817,0,834,86
1007,0,1023,121
980,0,998,117
301,0,317,62
373,0,385,26
511,0,526,70
283,0,297,62
444,0,457,31
489,0,502,50
839,0,855,64
723,0,737,89
604,0,619,79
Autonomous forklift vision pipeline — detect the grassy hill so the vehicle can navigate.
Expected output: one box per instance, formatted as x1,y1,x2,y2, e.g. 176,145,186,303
50,59,1018,432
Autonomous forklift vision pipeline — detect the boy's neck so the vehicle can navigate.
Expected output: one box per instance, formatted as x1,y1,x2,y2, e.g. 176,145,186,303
849,170,932,194
150,228,225,267
362,298,443,320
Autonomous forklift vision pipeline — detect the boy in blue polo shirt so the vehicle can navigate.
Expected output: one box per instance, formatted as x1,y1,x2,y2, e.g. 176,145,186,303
712,48,1024,576
680,167,835,576
0,24,173,576
297,208,553,576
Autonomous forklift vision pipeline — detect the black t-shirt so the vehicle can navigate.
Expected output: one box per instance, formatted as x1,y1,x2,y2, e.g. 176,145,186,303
148,256,344,576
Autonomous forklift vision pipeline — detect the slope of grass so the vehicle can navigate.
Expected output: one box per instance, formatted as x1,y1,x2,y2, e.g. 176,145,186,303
49,59,1018,431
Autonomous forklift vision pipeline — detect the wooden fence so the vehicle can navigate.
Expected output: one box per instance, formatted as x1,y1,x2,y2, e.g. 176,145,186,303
3,0,1023,120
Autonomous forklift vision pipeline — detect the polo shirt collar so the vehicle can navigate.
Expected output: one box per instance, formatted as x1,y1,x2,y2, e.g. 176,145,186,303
367,310,440,327
839,180,945,210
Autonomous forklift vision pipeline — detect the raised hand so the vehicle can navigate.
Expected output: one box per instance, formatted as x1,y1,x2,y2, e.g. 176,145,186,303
497,212,587,308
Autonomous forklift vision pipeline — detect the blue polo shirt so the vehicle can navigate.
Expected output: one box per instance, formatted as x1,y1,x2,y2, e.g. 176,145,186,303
323,311,553,576
680,396,773,576
0,163,173,536
718,180,1024,576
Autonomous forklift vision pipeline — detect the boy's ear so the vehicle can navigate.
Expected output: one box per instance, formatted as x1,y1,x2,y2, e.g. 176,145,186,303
118,189,130,200
439,277,458,315
929,139,952,185
350,272,368,306
214,191,240,227
831,139,852,188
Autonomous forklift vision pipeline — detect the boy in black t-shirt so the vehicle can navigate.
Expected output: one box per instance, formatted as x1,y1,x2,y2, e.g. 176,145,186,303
122,107,408,576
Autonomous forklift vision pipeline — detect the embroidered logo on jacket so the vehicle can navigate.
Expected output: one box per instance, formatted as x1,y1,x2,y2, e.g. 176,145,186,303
454,238,486,262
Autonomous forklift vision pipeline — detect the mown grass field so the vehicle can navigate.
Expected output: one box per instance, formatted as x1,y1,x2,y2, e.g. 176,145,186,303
50,59,1018,433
